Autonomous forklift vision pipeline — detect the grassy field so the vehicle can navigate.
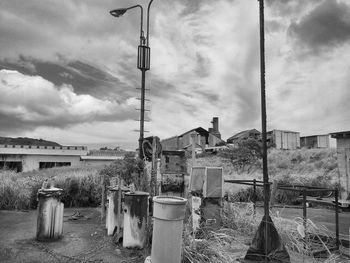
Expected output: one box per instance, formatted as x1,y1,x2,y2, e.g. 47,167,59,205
0,148,347,262
189,148,339,204
0,148,339,209
0,166,104,210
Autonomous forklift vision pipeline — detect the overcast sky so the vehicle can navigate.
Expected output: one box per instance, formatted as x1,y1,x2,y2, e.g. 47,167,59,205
0,0,349,150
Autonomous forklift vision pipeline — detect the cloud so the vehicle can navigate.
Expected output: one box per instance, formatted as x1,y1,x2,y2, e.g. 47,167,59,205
288,0,350,55
0,69,138,132
0,0,350,149
0,57,134,101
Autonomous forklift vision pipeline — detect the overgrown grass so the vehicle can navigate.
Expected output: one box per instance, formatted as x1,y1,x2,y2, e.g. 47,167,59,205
0,166,103,210
183,202,344,262
192,148,339,204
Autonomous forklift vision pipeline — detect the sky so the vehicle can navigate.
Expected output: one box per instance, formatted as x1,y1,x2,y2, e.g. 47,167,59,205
0,0,349,150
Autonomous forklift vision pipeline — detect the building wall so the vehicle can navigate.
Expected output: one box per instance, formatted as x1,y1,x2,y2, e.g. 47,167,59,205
161,136,179,151
301,135,329,148
317,135,330,148
208,133,224,147
336,138,350,199
0,154,81,172
81,160,115,167
273,130,300,150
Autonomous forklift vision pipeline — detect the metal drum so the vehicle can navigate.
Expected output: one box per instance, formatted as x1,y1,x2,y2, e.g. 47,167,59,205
123,191,149,248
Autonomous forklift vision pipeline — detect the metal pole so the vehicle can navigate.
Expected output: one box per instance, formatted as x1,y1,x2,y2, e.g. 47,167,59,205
259,0,269,259
259,0,268,219
253,179,257,215
151,137,157,197
303,189,307,238
335,188,339,250
146,0,154,46
139,69,146,159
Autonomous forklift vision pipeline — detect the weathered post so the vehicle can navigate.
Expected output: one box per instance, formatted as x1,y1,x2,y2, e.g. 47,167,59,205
101,175,106,222
123,191,149,248
335,188,339,250
106,183,130,236
36,187,64,241
190,131,197,167
253,179,257,215
303,189,307,239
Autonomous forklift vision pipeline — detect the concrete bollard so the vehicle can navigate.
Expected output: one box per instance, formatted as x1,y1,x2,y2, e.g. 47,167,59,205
151,196,187,263
36,187,64,241
123,191,149,249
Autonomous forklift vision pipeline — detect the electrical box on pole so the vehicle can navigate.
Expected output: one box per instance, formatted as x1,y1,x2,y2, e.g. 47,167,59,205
138,45,150,70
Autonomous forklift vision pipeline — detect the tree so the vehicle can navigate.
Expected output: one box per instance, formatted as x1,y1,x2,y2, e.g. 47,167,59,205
219,138,262,173
100,152,149,191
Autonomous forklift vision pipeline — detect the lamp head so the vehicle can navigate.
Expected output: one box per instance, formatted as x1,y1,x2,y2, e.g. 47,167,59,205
110,8,128,17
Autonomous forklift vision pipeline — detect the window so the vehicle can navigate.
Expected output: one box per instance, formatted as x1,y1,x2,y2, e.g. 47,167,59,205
0,161,23,172
39,162,71,169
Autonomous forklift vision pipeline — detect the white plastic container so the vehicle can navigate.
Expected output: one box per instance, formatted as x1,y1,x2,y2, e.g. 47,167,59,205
151,196,187,263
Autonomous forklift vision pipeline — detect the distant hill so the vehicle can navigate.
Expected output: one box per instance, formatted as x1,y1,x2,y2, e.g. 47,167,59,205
0,136,61,146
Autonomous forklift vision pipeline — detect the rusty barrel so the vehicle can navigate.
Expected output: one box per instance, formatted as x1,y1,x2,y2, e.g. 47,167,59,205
151,196,187,263
36,187,64,241
123,191,149,248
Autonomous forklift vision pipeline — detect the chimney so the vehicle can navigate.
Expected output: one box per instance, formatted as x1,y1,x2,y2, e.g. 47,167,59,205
211,117,221,139
212,117,219,132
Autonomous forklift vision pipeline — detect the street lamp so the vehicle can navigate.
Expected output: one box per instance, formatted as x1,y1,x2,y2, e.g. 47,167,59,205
110,0,154,159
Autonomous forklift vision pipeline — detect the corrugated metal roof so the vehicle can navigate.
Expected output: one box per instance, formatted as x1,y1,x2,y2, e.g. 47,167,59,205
227,129,260,141
330,131,350,138
80,156,123,161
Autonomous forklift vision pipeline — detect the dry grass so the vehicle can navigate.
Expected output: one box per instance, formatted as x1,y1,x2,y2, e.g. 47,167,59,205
0,166,103,210
183,202,345,263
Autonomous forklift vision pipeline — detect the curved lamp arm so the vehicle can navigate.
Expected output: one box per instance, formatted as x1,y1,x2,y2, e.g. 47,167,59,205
146,0,154,47
110,5,145,45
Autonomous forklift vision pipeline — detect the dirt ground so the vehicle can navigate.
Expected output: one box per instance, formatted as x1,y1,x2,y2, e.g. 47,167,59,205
0,208,148,263
0,207,349,263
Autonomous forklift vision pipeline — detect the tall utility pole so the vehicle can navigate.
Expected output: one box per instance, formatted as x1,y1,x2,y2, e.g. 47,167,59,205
245,1,290,261
259,0,269,231
110,0,154,159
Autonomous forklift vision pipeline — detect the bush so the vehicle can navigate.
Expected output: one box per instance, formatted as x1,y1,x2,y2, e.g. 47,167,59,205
100,152,149,192
218,138,262,173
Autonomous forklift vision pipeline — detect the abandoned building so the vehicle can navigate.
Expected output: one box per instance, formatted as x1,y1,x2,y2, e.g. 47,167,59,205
300,134,330,148
161,117,225,153
0,145,124,172
267,129,300,150
330,131,350,200
227,129,261,145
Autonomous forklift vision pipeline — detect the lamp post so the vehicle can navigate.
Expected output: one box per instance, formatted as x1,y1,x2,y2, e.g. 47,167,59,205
110,0,154,159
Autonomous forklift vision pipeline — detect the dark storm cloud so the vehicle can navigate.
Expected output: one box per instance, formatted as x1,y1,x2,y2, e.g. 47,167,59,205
0,69,139,133
288,0,350,55
0,57,134,101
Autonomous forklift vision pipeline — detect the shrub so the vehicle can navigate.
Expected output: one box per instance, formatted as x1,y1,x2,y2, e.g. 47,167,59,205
100,152,149,192
218,138,262,173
